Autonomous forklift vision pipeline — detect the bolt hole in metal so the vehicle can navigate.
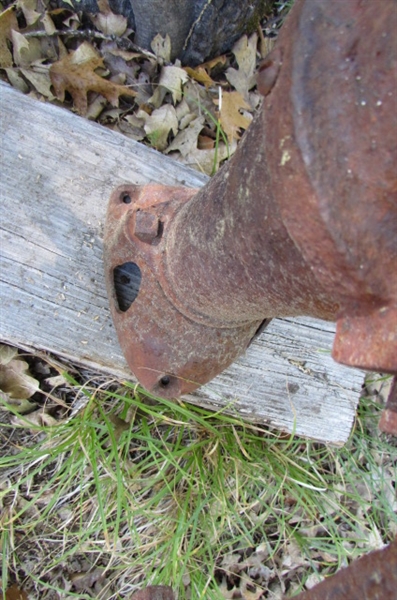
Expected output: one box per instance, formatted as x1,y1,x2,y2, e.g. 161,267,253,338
113,262,141,312
156,375,180,397
121,193,132,204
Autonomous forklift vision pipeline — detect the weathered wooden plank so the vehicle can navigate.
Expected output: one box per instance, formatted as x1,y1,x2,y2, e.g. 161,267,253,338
0,82,363,444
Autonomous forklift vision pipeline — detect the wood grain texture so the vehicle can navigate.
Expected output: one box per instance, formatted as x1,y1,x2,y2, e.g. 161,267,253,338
0,82,363,444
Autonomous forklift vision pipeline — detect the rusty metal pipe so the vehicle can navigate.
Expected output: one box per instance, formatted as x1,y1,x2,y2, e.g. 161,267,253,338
161,106,338,326
163,0,397,351
104,0,397,397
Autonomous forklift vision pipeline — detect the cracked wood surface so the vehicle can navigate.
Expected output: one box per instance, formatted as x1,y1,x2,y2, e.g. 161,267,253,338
0,82,364,444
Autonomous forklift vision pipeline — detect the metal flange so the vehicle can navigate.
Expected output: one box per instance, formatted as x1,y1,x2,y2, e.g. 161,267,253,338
103,183,265,398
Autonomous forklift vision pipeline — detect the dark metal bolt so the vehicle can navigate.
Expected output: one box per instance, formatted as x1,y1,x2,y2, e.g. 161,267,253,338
133,210,160,244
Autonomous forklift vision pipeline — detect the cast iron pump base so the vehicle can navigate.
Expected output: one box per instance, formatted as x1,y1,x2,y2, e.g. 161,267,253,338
104,182,270,397
104,0,397,399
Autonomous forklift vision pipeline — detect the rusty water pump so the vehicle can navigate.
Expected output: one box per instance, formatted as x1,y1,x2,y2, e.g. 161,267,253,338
104,0,397,400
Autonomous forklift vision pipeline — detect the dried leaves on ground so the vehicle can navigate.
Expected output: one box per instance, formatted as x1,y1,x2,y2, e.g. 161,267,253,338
50,41,137,114
0,0,277,174
0,344,39,414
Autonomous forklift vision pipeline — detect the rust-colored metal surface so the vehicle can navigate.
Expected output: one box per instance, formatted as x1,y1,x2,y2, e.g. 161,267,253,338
104,184,263,397
104,0,397,398
291,537,397,600
264,0,397,373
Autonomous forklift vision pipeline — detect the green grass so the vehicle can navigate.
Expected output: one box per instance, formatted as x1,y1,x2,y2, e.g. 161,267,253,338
1,377,396,599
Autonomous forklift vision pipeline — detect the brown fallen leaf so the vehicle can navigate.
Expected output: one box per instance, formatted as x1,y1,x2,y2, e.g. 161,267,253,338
41,11,57,35
198,134,215,150
0,344,18,365
17,0,41,26
70,567,105,591
180,139,237,177
91,0,127,37
4,67,29,93
150,33,171,64
0,344,39,402
5,584,28,600
158,65,188,103
0,6,18,68
226,34,258,100
108,413,130,441
258,25,276,59
214,91,252,142
129,586,175,600
138,104,178,151
202,54,227,71
50,41,137,115
239,573,264,600
165,116,205,157
20,63,55,99
10,408,58,428
184,65,215,89
175,98,192,126
1,394,38,414
184,55,226,90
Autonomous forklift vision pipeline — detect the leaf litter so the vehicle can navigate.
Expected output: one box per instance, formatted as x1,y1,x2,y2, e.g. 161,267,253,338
50,40,137,114
0,0,271,174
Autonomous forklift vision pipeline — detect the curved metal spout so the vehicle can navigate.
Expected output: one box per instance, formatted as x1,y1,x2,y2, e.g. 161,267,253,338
104,0,397,398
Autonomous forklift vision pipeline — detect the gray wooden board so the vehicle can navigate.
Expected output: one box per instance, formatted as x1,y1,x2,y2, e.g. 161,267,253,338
0,82,363,445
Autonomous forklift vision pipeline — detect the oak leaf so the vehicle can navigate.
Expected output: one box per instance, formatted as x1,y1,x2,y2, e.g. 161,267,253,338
184,56,226,90
21,63,55,99
150,33,171,64
91,0,127,37
226,34,258,100
0,344,39,414
17,0,41,26
165,116,205,157
10,407,58,427
179,139,237,177
215,91,252,142
158,65,188,104
203,55,227,70
4,67,29,93
12,30,42,67
50,42,137,114
184,65,214,89
137,104,178,151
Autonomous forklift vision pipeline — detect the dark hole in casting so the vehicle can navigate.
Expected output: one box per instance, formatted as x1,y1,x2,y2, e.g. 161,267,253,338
121,193,131,204
113,262,141,312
